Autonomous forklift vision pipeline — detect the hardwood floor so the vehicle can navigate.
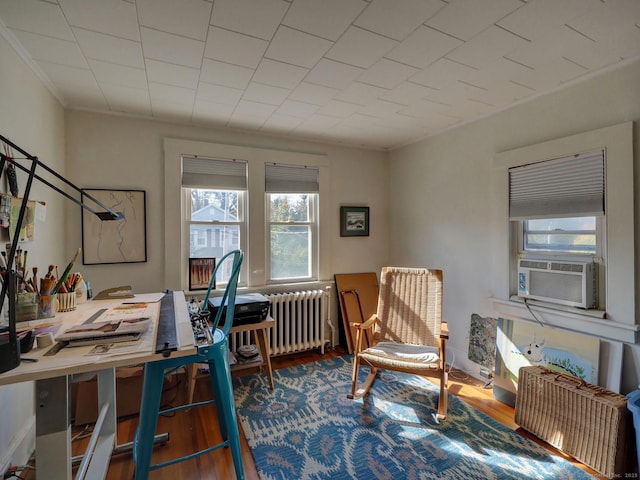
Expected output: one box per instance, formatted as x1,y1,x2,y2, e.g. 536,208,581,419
18,347,601,479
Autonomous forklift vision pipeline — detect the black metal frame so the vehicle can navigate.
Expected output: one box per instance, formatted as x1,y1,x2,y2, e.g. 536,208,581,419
0,134,122,372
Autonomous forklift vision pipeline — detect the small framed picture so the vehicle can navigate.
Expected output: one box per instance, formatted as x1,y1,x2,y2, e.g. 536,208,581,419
189,258,216,290
340,206,369,237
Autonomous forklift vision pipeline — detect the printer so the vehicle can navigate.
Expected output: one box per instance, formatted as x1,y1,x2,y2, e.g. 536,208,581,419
207,293,270,327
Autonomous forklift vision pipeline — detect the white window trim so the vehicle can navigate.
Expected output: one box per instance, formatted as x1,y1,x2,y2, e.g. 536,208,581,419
491,121,636,343
164,138,329,292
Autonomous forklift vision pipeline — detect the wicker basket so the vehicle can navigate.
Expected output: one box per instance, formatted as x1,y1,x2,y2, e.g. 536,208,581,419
515,366,632,478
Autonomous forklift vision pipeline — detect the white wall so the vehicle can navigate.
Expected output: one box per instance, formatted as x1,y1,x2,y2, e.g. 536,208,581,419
64,111,390,294
0,33,66,471
389,58,640,393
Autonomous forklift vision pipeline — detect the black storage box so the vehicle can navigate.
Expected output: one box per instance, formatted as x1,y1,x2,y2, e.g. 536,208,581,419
208,293,270,327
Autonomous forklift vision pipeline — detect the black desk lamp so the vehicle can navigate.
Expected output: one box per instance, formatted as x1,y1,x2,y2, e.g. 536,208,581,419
0,134,123,373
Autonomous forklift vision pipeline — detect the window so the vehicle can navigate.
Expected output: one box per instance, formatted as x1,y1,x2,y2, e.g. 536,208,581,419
268,193,317,280
182,157,247,284
523,216,597,255
265,164,319,282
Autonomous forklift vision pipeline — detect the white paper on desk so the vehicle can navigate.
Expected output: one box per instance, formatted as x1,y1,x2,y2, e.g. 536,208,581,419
57,317,151,341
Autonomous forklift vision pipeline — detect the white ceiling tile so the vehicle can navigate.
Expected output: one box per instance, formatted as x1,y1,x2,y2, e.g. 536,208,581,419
0,0,74,41
200,59,254,89
73,27,144,68
59,0,139,41
149,82,196,105
192,100,235,124
277,100,320,118
204,27,268,69
100,83,151,115
325,27,397,69
282,0,368,41
252,59,308,89
261,114,304,134
446,26,530,70
354,0,445,41
358,58,420,89
469,80,534,107
409,58,476,89
242,82,290,105
294,114,342,132
386,26,462,69
137,0,211,41
197,82,243,106
234,100,278,118
497,0,598,43
380,82,436,106
211,0,288,41
37,61,105,106
89,59,146,89
146,60,200,90
511,57,588,92
357,99,402,118
305,59,365,89
463,57,533,89
334,82,388,105
505,26,593,69
141,27,205,69
10,30,88,69
426,0,523,41
316,100,361,118
264,26,333,69
289,82,339,106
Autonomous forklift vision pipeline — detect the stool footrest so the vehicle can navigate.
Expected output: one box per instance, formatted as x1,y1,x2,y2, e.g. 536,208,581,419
149,440,230,472
158,399,216,416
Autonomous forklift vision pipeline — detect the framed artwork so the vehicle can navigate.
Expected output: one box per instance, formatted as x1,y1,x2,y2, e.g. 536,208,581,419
189,258,216,290
340,206,369,237
81,189,147,265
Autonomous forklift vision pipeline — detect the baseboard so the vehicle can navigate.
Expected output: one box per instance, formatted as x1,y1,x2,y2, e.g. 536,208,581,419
0,417,35,474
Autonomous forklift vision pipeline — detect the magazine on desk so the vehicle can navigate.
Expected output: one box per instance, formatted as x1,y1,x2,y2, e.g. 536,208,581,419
56,316,152,346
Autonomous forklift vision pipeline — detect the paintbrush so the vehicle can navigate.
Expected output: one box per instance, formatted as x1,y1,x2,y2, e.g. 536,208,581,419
52,248,81,294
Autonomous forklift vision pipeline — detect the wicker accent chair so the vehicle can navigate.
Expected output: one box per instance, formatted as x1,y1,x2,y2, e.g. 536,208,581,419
348,267,448,420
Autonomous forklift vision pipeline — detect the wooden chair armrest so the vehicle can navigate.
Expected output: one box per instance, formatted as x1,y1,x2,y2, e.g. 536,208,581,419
350,313,378,330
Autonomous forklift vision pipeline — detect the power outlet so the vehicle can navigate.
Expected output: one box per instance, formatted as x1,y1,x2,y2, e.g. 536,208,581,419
479,368,493,379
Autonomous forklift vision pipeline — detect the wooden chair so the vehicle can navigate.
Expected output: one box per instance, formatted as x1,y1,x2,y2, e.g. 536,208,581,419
348,267,449,420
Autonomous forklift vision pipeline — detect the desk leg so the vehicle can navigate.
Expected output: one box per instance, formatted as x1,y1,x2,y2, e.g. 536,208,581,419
255,329,274,389
35,376,72,480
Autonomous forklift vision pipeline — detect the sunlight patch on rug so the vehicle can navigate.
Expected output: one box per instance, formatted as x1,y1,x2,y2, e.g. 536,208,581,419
234,355,595,480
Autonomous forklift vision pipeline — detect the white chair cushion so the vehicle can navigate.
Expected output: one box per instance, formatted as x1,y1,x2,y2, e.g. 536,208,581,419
364,341,440,365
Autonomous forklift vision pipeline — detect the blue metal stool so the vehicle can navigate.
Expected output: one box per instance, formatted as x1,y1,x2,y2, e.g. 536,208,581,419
133,250,244,479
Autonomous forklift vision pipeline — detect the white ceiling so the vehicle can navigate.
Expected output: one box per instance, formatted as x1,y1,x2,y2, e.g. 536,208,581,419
0,0,639,150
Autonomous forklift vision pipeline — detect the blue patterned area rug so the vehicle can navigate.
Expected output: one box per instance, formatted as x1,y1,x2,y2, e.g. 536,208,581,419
233,355,595,480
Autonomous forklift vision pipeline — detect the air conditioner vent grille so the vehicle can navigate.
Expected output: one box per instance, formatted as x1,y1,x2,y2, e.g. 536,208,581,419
550,262,584,273
520,260,548,269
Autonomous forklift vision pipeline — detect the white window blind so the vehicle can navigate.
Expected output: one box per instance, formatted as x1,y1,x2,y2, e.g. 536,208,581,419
265,163,319,193
509,150,604,220
182,157,247,189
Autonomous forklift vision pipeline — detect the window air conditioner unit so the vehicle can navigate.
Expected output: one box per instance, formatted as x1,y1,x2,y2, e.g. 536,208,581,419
517,259,598,309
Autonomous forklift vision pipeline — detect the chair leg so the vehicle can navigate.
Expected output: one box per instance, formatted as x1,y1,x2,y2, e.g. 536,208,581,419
348,359,378,400
436,370,448,420
134,362,166,480
210,341,245,480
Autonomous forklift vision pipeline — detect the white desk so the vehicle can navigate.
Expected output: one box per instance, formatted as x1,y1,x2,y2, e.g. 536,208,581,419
0,291,197,480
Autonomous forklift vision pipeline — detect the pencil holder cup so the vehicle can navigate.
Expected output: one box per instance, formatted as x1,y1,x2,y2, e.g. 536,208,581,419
57,292,76,312
16,292,37,322
38,294,57,319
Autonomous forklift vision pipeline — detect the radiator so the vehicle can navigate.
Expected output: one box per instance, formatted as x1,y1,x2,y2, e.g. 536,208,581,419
229,290,328,356
515,366,633,478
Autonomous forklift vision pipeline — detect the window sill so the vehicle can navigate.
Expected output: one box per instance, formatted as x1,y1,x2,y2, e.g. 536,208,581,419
490,297,639,344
